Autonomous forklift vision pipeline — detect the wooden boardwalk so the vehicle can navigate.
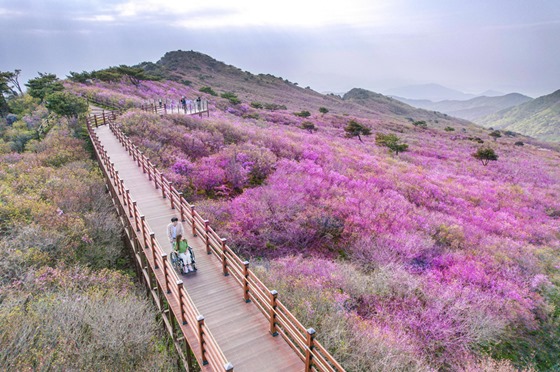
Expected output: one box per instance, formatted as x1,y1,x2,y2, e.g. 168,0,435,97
93,124,302,371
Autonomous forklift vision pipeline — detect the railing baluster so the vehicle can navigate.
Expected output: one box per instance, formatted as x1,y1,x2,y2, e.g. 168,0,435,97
177,280,187,325
243,261,250,303
197,315,208,365
191,205,197,236
150,232,157,268
204,220,210,254
179,193,185,221
269,290,278,336
305,328,316,372
221,238,228,276
162,253,170,293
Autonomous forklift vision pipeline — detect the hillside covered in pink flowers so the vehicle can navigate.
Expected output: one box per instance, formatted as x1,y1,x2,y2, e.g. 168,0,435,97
66,51,560,371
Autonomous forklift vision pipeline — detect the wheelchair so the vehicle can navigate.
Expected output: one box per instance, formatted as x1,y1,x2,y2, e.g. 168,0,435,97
170,245,197,275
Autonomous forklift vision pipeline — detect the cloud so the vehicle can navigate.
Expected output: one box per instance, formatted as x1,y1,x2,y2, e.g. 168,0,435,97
110,0,393,30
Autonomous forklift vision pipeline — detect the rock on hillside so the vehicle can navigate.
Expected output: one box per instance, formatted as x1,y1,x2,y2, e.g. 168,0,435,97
395,93,533,121
477,89,560,142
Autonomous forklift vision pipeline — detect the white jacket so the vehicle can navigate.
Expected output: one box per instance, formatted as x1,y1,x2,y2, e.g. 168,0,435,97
167,222,185,243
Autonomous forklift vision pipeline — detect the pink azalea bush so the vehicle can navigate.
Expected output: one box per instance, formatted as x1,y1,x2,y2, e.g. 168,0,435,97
78,79,560,370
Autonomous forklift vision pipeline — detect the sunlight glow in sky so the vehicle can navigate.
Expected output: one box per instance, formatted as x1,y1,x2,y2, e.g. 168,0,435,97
0,0,559,98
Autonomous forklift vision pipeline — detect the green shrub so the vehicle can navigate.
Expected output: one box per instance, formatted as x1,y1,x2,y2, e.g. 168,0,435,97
472,147,498,166
444,126,455,132
301,121,317,133
263,102,287,111
319,107,329,114
375,133,408,154
412,120,427,128
514,141,524,146
199,86,217,96
220,92,241,105
490,130,502,141
250,102,264,109
345,120,371,142
294,110,311,118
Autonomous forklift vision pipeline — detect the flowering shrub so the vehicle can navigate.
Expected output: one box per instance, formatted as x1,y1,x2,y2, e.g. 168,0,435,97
86,80,560,370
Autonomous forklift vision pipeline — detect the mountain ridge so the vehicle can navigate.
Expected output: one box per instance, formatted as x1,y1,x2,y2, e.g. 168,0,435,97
477,89,560,141
394,93,533,121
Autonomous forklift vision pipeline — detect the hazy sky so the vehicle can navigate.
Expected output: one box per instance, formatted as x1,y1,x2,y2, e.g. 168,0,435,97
1,0,559,97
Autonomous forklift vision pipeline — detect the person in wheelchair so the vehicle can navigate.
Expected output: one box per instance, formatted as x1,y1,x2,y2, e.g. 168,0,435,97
173,234,195,273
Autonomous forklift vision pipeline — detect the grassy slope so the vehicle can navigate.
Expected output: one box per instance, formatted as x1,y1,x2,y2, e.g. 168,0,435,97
477,90,560,142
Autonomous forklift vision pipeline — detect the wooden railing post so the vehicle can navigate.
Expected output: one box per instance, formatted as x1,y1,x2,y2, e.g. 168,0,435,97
269,290,278,336
177,280,187,325
102,112,107,125
126,191,132,217
305,328,316,372
221,238,228,276
191,205,196,236
170,185,175,209
150,233,158,268
197,315,208,365
161,173,165,198
243,261,250,303
140,215,146,245
179,193,185,221
119,179,124,195
162,253,170,293
204,220,210,254
94,114,98,127
133,201,139,231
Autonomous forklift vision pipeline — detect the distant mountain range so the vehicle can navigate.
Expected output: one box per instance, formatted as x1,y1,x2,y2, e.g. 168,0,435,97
477,89,560,142
384,83,478,102
395,93,533,121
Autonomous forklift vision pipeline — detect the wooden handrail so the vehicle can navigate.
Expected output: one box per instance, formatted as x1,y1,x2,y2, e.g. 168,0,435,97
86,111,345,372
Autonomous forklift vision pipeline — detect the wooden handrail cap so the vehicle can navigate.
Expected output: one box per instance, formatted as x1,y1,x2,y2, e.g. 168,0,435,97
197,315,205,321
224,362,234,370
270,290,278,296
243,260,249,265
307,328,316,335
161,253,167,258
176,279,183,285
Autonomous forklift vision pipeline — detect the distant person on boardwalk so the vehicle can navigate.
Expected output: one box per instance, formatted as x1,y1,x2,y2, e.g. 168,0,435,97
174,234,194,272
158,98,163,108
196,96,201,111
167,217,184,249
180,96,187,113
